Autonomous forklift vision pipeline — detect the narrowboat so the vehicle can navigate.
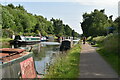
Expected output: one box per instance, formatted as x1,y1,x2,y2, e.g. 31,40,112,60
60,39,71,51
10,35,41,44
0,48,39,78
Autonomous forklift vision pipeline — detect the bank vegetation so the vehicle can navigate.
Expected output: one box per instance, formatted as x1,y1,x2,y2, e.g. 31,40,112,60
45,42,81,78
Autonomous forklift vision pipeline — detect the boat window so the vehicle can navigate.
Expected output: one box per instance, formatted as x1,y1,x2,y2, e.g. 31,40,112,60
26,38,30,40
14,36,21,40
31,38,40,40
25,37,40,40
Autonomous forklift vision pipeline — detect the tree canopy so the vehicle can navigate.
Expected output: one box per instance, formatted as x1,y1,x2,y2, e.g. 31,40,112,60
1,4,79,38
81,9,117,37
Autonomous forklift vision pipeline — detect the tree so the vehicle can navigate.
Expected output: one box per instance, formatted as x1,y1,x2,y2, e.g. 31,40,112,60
50,18,65,36
64,24,72,36
81,9,111,37
16,4,25,11
114,16,120,33
100,9,105,13
2,4,79,38
7,4,15,9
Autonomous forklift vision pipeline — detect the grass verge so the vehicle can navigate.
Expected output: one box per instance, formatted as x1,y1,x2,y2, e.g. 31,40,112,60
45,42,81,78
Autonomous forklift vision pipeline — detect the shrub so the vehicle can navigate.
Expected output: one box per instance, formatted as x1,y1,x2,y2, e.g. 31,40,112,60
45,43,81,78
2,29,13,38
92,36,106,43
103,33,118,54
97,33,119,75
23,32,35,36
87,36,93,41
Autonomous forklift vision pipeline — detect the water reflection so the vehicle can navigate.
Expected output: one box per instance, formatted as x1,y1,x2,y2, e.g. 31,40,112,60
32,43,60,74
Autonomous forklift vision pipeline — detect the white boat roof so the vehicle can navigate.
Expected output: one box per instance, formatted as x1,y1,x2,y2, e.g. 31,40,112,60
25,36,40,38
41,42,60,45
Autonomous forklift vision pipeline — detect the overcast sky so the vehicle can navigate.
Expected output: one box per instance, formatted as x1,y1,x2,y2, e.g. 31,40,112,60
0,0,119,34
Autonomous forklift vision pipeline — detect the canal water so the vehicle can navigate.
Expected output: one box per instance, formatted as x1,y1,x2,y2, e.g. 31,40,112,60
2,42,61,75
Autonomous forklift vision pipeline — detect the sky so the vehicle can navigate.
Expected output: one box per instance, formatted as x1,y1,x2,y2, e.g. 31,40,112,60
118,1,120,16
0,0,119,34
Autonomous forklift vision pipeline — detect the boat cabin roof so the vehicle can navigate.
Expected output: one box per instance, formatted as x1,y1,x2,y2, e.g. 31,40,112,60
0,48,30,63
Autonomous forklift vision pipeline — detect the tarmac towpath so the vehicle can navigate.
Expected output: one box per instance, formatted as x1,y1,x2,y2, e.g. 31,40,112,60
80,43,118,78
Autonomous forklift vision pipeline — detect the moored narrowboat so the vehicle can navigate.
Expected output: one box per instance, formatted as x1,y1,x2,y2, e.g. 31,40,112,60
60,39,71,51
0,48,39,78
10,35,41,44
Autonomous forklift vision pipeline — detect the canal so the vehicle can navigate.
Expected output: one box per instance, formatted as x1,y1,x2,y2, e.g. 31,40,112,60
2,42,61,75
